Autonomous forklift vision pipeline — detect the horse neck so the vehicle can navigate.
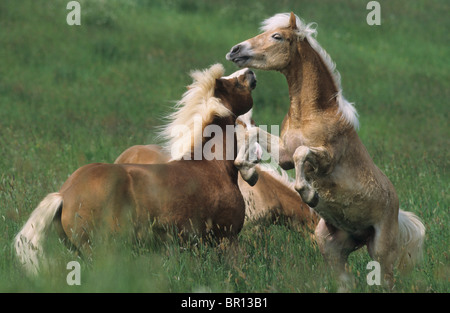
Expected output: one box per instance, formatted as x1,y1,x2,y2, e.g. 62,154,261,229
281,40,338,126
200,116,240,181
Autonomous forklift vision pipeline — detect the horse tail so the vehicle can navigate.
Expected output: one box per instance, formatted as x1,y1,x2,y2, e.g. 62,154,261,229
397,209,426,272
14,192,63,275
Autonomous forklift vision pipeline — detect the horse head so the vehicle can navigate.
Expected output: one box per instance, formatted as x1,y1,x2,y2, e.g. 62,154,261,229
226,12,317,72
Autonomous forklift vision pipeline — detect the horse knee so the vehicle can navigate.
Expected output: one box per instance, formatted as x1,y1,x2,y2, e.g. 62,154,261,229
293,146,310,163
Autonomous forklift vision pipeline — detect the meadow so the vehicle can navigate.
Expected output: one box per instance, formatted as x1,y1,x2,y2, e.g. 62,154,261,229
0,0,448,293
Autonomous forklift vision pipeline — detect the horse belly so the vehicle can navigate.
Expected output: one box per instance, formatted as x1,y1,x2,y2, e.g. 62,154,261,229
313,202,371,233
312,166,380,232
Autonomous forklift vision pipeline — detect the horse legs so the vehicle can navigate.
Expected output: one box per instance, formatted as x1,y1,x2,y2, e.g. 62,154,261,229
236,126,298,185
314,218,359,291
367,216,399,289
292,146,321,207
250,126,294,169
234,126,262,186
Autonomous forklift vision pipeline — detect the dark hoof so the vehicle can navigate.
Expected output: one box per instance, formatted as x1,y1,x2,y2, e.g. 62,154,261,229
241,168,259,186
300,191,319,208
305,192,319,208
295,184,319,208
245,171,259,186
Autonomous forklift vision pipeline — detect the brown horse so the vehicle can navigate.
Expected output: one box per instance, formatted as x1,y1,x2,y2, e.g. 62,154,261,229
226,13,425,288
115,144,317,230
14,64,256,275
115,107,318,231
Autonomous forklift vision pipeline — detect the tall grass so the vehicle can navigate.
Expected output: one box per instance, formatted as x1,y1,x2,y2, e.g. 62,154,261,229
0,0,448,292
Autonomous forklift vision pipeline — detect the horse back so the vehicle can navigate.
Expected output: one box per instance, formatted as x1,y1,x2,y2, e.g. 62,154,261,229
124,160,245,237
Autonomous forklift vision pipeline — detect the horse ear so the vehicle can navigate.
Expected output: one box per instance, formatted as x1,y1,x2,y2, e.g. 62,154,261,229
289,12,297,29
215,78,224,90
215,78,228,98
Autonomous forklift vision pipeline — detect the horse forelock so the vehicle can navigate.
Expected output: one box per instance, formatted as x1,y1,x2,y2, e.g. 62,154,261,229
260,13,359,130
260,13,317,39
159,64,233,160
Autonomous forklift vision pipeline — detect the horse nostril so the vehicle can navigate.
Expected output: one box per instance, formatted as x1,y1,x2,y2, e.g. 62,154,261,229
231,44,241,55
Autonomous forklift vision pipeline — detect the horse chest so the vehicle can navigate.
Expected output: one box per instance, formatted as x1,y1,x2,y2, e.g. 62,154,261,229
281,128,307,155
281,120,326,151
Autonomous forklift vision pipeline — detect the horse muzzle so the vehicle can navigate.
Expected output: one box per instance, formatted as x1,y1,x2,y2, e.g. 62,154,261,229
226,42,252,67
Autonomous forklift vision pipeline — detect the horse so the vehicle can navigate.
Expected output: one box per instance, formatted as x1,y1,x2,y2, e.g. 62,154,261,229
114,111,318,231
226,12,425,288
115,144,170,164
14,64,257,275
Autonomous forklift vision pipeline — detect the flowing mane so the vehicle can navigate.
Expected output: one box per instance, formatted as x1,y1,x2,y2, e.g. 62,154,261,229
261,13,359,129
159,64,233,160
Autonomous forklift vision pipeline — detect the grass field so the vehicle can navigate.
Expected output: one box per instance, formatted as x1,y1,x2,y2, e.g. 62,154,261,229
0,0,448,293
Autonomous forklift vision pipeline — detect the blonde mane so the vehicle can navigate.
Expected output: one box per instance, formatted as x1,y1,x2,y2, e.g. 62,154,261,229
159,64,232,160
261,13,359,129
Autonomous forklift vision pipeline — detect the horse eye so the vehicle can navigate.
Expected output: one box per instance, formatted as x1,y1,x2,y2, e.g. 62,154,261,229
272,33,283,40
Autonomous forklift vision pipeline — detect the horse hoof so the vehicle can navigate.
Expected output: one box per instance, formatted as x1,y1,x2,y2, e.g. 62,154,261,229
306,192,319,208
295,184,319,207
242,169,259,186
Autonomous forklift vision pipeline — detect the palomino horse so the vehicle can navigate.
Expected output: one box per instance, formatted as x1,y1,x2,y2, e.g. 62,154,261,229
226,13,425,287
14,64,256,275
114,111,317,230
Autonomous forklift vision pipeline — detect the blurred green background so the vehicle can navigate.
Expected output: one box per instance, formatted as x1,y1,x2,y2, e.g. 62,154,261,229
0,0,448,292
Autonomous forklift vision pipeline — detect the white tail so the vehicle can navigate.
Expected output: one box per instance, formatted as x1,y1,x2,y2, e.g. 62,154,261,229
14,192,63,275
397,209,426,272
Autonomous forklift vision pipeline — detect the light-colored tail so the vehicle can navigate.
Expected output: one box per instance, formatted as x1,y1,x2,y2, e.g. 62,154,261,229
397,209,426,272
14,192,63,275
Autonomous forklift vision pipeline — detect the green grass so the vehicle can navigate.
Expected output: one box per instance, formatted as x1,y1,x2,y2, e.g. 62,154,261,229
0,0,448,292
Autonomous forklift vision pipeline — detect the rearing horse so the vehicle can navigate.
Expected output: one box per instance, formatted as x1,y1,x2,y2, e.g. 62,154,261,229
226,12,425,288
14,64,256,275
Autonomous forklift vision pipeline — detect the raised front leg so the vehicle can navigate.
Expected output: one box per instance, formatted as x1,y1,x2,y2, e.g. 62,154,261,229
252,126,295,169
234,126,262,186
293,145,333,207
235,125,294,185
